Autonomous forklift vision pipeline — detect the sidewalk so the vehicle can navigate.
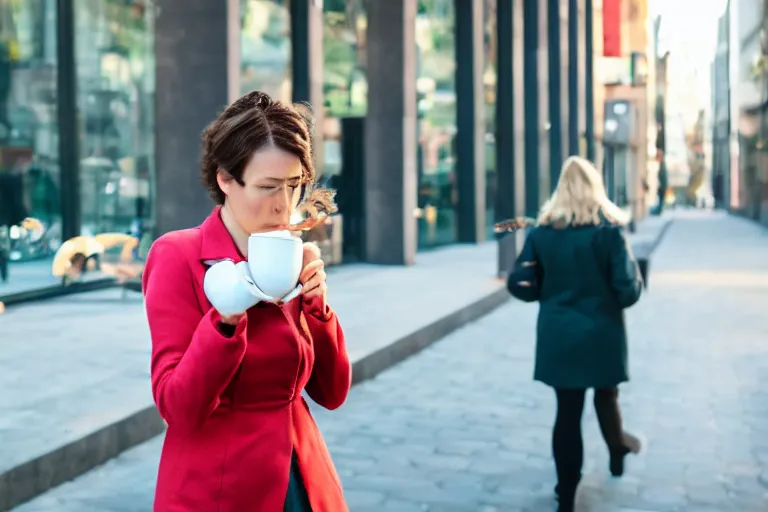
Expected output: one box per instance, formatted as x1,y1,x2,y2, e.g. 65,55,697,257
0,217,672,510
11,210,766,512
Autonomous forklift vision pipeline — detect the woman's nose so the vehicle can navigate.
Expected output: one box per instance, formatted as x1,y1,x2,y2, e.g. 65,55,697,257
273,185,290,213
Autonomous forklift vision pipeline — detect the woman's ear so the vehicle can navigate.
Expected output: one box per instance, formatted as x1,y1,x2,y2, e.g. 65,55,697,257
216,169,233,196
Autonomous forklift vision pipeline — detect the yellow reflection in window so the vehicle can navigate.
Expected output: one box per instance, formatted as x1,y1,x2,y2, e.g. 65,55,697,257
51,232,143,284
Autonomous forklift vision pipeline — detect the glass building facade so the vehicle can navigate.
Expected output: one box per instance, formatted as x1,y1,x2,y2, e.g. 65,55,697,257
0,0,593,300
0,0,155,296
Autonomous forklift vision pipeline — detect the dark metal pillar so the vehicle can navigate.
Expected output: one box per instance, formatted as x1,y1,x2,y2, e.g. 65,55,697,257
291,0,325,172
496,0,516,276
523,0,540,217
56,0,80,240
548,0,563,189
455,0,486,243
567,0,580,155
585,0,595,161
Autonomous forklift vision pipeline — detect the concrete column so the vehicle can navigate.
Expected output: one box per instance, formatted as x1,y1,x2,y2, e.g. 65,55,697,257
455,0,486,243
154,0,239,235
291,0,325,174
364,0,418,265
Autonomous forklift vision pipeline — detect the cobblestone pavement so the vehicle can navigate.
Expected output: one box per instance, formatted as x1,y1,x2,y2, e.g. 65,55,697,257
13,211,768,512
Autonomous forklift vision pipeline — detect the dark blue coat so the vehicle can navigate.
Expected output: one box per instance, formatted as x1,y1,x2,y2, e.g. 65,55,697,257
507,222,643,389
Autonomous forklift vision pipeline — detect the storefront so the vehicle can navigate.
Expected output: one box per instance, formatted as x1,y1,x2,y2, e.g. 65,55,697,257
0,0,503,300
0,0,592,302
0,0,298,301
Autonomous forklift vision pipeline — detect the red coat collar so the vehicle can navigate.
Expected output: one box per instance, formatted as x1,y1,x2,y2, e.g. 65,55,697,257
199,205,247,264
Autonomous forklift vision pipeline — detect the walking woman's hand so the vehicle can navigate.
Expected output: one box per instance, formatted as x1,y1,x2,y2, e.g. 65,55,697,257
517,261,536,287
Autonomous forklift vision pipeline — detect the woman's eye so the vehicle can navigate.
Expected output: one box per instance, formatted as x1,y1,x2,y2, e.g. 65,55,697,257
259,185,279,191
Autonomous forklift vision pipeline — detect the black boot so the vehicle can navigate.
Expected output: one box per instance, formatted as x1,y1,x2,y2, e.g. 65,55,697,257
554,480,578,511
609,432,642,477
594,389,642,477
556,486,576,512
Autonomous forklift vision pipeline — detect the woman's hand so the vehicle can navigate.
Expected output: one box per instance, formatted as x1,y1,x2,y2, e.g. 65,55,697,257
299,243,327,310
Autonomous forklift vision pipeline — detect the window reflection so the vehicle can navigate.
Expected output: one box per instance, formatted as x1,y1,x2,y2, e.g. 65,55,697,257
323,0,367,118
240,0,292,103
416,0,458,248
74,0,154,254
0,0,60,291
484,0,497,237
322,0,367,262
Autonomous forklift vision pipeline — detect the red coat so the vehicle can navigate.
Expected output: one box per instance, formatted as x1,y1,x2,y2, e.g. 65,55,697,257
142,207,351,512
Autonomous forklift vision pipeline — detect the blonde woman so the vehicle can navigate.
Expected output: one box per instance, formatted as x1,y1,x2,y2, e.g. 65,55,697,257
507,156,643,512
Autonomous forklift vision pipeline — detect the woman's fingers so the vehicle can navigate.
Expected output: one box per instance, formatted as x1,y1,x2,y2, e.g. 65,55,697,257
302,278,327,299
299,259,324,284
302,268,327,292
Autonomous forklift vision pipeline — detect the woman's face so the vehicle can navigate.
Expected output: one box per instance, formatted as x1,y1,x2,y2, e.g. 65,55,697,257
217,146,303,234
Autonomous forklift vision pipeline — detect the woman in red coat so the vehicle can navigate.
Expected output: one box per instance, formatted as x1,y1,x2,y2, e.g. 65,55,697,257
142,90,351,512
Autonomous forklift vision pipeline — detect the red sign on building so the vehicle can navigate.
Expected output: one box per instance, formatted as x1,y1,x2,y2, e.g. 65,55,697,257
603,0,622,57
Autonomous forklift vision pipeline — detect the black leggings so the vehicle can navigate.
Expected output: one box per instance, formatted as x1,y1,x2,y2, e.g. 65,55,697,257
552,388,624,492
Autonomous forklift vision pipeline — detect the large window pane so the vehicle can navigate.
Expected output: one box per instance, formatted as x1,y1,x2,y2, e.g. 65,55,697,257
321,0,368,262
0,0,60,293
323,0,367,118
484,0,497,237
416,0,457,249
240,0,291,103
73,0,154,280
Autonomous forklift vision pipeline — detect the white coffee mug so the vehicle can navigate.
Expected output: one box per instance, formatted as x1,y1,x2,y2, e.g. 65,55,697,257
247,230,303,300
203,260,261,316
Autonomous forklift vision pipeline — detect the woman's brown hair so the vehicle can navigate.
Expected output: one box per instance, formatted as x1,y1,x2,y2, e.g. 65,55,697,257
200,90,336,220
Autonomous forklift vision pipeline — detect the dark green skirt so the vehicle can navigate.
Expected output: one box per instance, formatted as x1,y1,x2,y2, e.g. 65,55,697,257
284,451,312,512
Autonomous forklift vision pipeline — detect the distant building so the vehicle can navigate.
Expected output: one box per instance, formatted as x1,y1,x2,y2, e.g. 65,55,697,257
730,0,768,221
711,4,732,208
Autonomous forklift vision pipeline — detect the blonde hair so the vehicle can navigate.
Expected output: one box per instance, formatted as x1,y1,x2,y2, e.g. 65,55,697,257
537,155,630,227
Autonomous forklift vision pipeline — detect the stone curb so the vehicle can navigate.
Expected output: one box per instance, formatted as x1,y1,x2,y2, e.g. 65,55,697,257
0,277,116,307
0,285,512,511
